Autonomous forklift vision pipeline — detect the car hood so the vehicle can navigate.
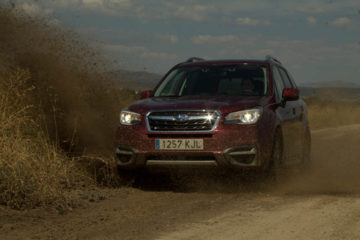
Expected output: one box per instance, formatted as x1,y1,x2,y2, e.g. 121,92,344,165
128,95,270,115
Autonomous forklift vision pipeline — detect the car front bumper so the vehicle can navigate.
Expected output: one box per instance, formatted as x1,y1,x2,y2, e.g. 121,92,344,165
115,123,272,170
115,144,259,169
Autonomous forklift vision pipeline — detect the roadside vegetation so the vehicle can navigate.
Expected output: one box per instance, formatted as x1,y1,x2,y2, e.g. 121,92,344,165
0,7,138,210
305,89,360,130
0,68,80,209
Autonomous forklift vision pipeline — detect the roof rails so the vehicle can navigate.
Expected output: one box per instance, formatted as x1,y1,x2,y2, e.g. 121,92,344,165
186,57,205,63
265,55,282,65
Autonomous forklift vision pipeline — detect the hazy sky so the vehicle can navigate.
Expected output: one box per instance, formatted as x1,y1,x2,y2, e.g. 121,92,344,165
6,0,360,84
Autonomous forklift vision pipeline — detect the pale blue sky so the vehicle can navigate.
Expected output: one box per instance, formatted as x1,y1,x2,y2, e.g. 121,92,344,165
7,0,360,84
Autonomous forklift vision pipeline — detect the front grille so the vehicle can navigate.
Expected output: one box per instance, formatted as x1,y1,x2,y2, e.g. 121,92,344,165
147,110,221,132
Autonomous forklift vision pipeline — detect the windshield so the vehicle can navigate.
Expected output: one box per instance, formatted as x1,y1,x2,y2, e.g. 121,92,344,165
154,65,268,97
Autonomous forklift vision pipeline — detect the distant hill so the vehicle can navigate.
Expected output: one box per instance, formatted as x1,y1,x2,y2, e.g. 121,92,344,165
299,87,360,99
107,69,161,91
299,87,317,97
299,80,360,98
300,80,360,89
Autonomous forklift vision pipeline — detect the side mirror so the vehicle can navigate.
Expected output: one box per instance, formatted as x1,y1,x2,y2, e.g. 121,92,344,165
140,90,153,99
282,88,299,101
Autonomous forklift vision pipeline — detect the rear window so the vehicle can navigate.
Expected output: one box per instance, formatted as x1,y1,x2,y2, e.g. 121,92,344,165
154,65,269,97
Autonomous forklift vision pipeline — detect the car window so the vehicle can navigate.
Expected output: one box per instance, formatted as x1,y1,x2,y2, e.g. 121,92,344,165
218,78,243,95
278,67,293,88
286,70,298,89
154,65,268,97
154,69,185,96
272,66,285,102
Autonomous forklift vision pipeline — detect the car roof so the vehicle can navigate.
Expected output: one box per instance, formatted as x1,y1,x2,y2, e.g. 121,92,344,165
178,59,267,67
176,56,282,68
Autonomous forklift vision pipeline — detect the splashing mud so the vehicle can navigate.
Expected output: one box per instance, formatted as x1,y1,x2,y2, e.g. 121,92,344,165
0,6,134,155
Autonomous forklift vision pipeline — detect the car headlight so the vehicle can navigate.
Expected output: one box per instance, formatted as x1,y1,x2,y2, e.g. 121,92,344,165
120,110,142,125
224,107,263,125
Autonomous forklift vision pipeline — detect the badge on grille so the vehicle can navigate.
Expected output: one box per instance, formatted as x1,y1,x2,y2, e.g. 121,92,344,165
176,114,189,121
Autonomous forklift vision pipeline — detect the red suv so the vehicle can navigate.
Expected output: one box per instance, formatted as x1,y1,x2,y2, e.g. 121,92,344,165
115,56,311,176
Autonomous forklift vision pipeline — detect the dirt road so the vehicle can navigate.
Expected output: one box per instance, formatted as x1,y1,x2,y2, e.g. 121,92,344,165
1,125,360,240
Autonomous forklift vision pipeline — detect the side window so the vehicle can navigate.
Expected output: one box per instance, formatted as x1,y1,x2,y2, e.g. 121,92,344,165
272,66,285,103
154,69,185,97
286,71,298,89
278,67,293,88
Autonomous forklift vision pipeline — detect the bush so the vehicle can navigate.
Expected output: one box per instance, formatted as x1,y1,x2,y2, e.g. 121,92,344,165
0,7,138,155
0,6,138,209
0,68,82,209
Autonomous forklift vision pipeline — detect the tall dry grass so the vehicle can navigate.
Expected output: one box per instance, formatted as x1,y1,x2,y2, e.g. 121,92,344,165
305,89,360,130
0,7,138,155
0,68,83,209
0,6,138,209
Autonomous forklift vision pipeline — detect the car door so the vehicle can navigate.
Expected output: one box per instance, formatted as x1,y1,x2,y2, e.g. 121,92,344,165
277,67,304,164
272,65,300,165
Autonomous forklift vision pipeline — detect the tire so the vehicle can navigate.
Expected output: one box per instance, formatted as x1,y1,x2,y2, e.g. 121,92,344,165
117,168,141,186
267,129,284,182
300,126,311,172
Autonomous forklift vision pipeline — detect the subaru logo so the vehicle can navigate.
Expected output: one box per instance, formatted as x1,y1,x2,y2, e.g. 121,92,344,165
176,114,189,121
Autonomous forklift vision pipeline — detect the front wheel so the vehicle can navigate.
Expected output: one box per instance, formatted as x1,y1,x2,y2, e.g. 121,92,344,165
300,126,312,172
117,168,143,186
266,130,284,182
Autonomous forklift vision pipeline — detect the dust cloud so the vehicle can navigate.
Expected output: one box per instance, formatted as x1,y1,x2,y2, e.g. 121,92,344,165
279,125,360,195
0,6,128,155
140,124,360,195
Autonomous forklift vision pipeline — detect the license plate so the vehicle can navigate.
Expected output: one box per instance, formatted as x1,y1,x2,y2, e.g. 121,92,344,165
155,139,204,150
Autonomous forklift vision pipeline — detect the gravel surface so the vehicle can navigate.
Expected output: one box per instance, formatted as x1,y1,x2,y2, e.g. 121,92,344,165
1,125,360,240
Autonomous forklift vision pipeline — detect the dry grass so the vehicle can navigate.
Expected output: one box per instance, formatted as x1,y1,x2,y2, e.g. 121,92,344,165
0,68,81,209
0,7,137,155
305,89,360,130
0,67,126,209
0,6,134,209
